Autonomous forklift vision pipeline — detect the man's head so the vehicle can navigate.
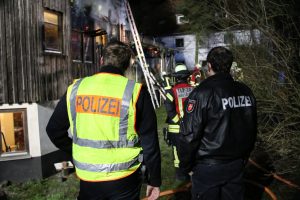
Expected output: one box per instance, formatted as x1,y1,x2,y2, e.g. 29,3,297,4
206,46,233,76
102,41,134,73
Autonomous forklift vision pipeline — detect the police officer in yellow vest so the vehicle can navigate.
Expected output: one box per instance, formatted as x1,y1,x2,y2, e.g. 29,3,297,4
46,41,161,200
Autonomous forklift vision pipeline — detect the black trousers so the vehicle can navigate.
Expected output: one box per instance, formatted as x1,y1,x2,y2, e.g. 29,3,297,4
77,169,142,200
169,132,190,181
191,159,245,200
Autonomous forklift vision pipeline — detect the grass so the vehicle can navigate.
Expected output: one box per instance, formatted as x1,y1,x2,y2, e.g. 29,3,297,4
2,174,79,200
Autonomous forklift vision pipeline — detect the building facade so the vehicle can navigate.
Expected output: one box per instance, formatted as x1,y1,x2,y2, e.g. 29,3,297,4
156,29,261,71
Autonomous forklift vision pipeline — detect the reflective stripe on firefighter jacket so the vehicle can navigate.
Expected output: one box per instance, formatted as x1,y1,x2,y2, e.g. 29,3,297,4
66,73,142,182
168,83,193,133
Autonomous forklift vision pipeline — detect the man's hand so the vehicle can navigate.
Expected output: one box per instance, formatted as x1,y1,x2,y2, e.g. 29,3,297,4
146,185,160,200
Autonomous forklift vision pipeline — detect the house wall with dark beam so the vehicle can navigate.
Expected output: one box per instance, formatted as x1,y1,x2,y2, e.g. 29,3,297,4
0,0,129,182
0,0,73,105
0,0,74,183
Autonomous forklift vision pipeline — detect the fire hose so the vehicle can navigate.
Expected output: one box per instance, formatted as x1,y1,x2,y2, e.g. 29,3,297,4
142,181,279,200
141,180,278,200
248,158,300,191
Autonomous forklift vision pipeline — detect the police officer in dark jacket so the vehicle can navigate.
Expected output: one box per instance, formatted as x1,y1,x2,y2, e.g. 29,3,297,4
178,46,257,200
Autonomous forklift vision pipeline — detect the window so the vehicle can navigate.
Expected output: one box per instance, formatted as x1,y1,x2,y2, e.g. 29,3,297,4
71,5,95,63
0,110,28,159
176,14,189,25
111,24,119,40
71,30,94,63
83,34,93,62
71,30,83,61
95,34,107,63
43,10,63,53
224,32,234,44
175,38,184,48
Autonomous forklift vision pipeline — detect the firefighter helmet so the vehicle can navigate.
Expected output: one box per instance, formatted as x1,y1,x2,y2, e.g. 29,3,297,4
175,64,188,73
173,64,190,78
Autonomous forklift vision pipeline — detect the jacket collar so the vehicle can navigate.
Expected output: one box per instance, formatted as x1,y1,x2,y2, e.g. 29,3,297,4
202,72,233,84
98,65,124,76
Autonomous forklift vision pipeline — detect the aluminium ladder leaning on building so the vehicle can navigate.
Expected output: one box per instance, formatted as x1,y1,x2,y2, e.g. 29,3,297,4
124,0,166,109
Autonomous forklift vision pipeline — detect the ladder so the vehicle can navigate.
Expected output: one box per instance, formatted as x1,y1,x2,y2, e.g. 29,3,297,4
124,0,166,109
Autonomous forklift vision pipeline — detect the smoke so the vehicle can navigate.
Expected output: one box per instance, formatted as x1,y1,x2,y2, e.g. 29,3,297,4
73,0,127,25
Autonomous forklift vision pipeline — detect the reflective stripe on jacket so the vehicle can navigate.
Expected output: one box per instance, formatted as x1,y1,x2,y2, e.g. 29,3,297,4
66,73,142,181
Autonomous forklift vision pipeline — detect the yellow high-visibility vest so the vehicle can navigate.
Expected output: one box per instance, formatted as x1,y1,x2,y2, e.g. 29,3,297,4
66,73,142,181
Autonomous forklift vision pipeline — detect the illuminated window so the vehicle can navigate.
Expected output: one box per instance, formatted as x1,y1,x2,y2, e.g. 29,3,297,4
43,10,62,53
95,34,107,48
0,110,28,158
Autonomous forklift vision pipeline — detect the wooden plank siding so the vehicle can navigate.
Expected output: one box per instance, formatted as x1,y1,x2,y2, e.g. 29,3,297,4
5,0,17,104
15,0,26,103
0,0,107,105
72,62,98,79
24,0,33,102
0,0,6,104
0,0,76,105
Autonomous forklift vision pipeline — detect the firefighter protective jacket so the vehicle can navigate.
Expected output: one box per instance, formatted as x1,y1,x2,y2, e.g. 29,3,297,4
178,73,257,173
164,81,193,133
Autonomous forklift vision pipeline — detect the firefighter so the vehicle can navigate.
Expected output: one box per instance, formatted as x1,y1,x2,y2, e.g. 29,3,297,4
189,63,202,87
178,46,257,200
46,41,161,200
163,63,194,182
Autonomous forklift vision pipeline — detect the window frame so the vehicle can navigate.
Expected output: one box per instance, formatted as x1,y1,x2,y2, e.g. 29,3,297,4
83,33,94,64
0,109,30,161
71,29,95,64
43,9,63,54
70,28,95,64
71,29,84,62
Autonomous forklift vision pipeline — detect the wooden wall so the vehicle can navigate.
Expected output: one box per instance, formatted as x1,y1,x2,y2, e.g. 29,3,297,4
42,0,72,101
0,0,119,105
0,0,74,105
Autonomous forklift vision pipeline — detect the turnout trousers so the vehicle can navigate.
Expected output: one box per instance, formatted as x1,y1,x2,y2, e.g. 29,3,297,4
191,159,245,200
77,169,142,200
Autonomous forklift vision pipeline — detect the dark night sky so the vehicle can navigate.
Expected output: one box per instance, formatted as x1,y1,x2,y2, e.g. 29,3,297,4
129,0,179,36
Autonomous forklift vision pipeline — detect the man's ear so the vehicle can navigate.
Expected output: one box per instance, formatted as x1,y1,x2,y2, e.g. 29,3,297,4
208,63,212,72
100,57,104,65
128,56,135,68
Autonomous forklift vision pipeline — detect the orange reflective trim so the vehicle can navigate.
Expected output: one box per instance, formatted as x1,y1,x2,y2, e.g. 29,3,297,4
76,95,121,117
